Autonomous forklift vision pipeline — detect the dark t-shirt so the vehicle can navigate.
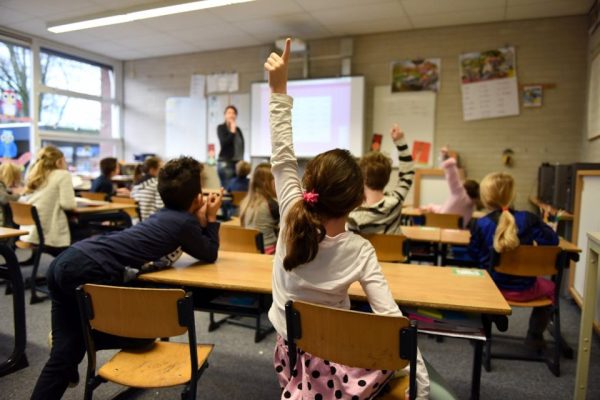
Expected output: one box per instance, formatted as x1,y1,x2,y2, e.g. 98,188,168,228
90,175,113,197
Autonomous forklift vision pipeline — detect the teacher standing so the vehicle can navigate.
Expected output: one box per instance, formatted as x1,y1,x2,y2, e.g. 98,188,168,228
217,105,245,188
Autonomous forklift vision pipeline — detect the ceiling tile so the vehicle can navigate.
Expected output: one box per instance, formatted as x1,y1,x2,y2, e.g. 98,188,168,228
139,10,225,31
193,34,261,52
327,16,413,36
137,42,200,58
208,0,304,22
312,1,407,25
0,6,36,25
411,7,506,29
235,13,331,42
401,0,507,16
167,24,247,42
296,0,398,12
83,22,157,41
2,0,102,19
120,33,186,48
506,0,591,19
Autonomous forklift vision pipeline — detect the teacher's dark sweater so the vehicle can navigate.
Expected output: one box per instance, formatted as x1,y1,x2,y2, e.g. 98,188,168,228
217,123,244,161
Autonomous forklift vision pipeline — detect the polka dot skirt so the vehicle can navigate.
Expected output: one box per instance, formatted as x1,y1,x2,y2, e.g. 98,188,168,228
274,335,393,400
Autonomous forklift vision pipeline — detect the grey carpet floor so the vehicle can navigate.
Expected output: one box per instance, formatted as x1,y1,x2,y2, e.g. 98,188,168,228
1,253,600,399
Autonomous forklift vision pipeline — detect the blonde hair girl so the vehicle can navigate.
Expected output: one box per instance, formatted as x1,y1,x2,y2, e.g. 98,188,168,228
239,163,279,254
26,146,67,194
469,171,559,349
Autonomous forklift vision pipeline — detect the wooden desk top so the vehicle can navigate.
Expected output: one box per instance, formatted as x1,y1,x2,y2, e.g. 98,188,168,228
70,203,138,215
0,227,28,239
140,251,511,316
402,208,487,220
222,216,241,227
401,226,441,242
439,229,581,253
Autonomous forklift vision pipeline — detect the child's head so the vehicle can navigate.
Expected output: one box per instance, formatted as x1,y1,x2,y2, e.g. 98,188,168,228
99,157,119,178
26,146,65,192
134,156,162,183
0,162,21,187
158,156,202,212
480,172,519,253
464,179,480,204
235,160,251,179
283,149,364,271
240,163,275,221
359,152,392,191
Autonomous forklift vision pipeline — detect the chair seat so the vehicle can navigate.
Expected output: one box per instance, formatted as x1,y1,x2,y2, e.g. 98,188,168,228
507,298,552,308
378,375,409,399
98,341,213,388
15,240,36,250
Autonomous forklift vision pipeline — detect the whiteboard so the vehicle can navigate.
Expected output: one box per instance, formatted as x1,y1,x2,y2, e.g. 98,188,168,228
420,175,451,206
588,53,600,140
373,87,435,166
574,175,600,322
165,97,206,160
207,93,250,161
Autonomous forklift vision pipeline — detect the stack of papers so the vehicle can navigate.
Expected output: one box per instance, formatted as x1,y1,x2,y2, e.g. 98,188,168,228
404,307,486,341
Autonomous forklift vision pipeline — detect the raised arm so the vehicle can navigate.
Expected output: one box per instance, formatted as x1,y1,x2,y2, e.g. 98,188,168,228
265,38,303,216
390,125,415,203
440,148,463,196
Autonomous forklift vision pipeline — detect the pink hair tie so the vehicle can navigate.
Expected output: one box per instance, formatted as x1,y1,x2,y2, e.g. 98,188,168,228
303,190,319,205
501,206,509,212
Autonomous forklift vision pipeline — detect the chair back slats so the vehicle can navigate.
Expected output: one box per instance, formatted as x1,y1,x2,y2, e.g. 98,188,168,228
230,191,247,207
424,213,462,229
289,301,412,371
363,233,408,262
494,245,562,277
9,201,35,226
80,191,107,201
111,196,140,219
82,284,187,338
219,225,264,253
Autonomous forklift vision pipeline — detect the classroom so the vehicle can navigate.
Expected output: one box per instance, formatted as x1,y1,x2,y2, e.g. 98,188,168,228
0,0,599,399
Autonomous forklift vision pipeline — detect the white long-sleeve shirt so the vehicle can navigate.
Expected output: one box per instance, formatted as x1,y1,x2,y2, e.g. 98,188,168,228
266,93,429,399
22,169,76,247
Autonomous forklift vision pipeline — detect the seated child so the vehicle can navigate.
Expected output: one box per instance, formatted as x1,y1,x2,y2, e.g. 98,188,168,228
0,162,22,226
239,162,279,254
30,156,223,400
91,157,129,199
22,146,76,254
131,156,163,220
265,38,429,399
226,160,251,193
422,147,480,228
468,172,558,349
348,125,415,234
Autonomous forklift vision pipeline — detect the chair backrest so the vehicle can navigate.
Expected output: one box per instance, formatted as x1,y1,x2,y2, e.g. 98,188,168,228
111,196,140,219
80,191,107,201
9,201,44,244
219,225,264,253
424,213,463,229
230,191,247,207
78,284,189,339
286,300,418,399
362,233,409,262
493,245,562,277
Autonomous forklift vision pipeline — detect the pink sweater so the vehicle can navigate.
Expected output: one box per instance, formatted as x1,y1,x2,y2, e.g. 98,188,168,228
424,158,474,228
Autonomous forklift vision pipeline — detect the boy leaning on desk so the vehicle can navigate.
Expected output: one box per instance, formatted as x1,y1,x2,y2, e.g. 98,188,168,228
30,156,223,400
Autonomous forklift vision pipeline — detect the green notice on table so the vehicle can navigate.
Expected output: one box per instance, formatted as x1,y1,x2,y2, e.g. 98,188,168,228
452,267,483,277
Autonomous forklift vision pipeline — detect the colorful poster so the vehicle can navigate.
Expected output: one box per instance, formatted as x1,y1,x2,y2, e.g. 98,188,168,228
412,141,431,165
459,47,519,121
523,85,543,108
370,133,383,151
392,58,441,92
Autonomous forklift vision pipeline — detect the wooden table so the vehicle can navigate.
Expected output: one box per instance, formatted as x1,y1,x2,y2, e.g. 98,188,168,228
438,229,581,252
0,228,30,377
402,208,486,220
574,232,600,399
140,251,510,400
70,202,138,215
401,226,441,242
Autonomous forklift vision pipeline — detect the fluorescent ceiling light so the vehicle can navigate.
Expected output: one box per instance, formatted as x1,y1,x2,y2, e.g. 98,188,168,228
48,0,255,33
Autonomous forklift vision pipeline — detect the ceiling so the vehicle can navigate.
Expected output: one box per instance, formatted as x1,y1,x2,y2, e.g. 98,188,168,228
0,0,593,61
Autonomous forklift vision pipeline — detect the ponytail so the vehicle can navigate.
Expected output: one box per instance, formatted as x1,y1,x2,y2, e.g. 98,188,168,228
493,209,519,252
283,200,325,271
133,164,144,184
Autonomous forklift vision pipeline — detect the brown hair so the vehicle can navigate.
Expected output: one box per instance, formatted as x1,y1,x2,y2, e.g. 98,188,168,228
235,160,251,178
359,152,392,191
480,172,519,253
99,157,118,177
0,163,21,188
283,149,364,271
25,146,64,193
224,105,238,115
240,163,275,224
134,156,162,184
464,179,481,209
158,157,202,211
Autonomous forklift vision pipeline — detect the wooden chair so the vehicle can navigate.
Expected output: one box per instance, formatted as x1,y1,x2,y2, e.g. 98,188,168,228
285,300,419,400
76,284,213,400
9,201,50,304
230,191,247,207
362,233,409,262
424,213,463,229
484,245,577,376
219,225,264,253
79,191,107,201
111,196,142,221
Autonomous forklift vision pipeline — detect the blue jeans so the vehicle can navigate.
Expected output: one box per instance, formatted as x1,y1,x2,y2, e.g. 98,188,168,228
217,160,236,189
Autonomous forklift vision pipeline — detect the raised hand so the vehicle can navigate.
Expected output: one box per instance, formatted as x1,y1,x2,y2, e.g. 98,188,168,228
264,38,291,94
390,124,404,141
206,188,224,222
